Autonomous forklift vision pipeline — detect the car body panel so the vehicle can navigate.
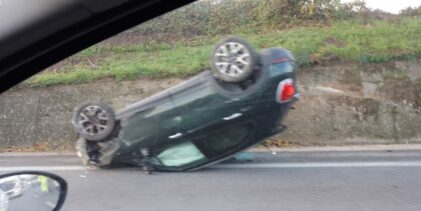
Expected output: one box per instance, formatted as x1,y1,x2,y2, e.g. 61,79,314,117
119,94,181,151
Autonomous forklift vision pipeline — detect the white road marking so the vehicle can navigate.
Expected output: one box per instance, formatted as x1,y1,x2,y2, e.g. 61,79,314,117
0,145,421,156
0,166,92,171
1,161,421,171
249,144,421,152
215,161,421,169
0,152,76,157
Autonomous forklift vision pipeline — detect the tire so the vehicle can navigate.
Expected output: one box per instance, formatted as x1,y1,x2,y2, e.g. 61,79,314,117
72,102,115,141
210,36,258,83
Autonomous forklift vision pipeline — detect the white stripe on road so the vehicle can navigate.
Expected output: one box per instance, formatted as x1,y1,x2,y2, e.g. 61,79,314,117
0,166,92,171
1,161,421,171
216,161,421,169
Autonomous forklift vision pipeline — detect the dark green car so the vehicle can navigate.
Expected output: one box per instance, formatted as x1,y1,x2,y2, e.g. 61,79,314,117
72,37,299,172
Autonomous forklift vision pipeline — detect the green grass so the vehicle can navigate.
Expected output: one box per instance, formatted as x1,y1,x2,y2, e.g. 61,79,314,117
27,17,421,87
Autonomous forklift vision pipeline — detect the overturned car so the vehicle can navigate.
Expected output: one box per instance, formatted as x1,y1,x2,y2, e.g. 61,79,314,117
72,37,299,172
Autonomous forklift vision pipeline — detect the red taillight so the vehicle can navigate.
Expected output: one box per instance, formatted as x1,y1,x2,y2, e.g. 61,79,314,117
276,79,295,103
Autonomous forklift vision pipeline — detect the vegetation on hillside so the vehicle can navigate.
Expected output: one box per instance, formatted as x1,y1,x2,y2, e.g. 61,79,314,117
128,0,363,38
27,0,421,87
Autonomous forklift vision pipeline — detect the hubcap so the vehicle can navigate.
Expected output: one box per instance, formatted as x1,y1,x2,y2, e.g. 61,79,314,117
78,106,109,136
214,42,251,78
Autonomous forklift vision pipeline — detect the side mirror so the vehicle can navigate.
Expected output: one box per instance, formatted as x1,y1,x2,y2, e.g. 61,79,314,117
0,171,67,211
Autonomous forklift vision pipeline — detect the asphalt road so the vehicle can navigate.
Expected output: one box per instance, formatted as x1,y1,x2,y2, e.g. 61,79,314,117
1,149,421,211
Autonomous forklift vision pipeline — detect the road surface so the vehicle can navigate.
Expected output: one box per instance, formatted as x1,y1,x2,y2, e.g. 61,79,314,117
1,148,421,211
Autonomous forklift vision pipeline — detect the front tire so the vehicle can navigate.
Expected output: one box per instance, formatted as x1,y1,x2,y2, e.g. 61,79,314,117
210,36,258,83
72,102,115,141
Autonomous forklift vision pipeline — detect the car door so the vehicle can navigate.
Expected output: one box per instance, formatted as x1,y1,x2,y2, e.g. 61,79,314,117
168,73,238,137
192,119,257,161
168,71,266,138
148,119,257,172
118,92,184,149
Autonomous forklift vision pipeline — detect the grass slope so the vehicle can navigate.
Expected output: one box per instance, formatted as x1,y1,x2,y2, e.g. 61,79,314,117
28,18,421,87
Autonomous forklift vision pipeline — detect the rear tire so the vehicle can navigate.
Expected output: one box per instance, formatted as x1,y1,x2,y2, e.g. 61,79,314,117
210,36,258,83
72,102,115,141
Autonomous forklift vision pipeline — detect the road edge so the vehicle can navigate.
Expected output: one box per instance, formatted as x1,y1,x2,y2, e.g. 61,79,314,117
249,144,421,152
1,144,421,157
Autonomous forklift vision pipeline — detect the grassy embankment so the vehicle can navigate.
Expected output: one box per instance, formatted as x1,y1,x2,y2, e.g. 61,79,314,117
28,17,421,87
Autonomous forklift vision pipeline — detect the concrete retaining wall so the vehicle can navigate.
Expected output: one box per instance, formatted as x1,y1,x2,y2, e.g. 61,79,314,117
0,60,420,148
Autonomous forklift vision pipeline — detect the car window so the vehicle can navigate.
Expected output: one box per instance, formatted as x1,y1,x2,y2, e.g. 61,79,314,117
195,123,254,158
153,122,253,168
156,142,207,167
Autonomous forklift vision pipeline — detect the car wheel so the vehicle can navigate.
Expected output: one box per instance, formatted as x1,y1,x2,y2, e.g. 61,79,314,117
72,102,115,141
210,36,258,83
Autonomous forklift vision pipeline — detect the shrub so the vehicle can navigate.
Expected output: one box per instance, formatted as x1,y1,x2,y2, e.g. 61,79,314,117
400,5,421,17
130,0,359,38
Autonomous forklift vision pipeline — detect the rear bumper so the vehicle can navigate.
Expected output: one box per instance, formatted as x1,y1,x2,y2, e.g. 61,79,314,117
293,93,301,100
270,93,299,133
